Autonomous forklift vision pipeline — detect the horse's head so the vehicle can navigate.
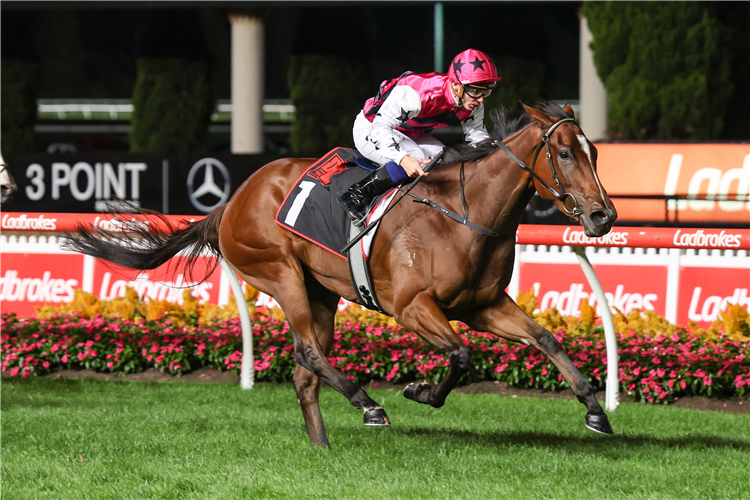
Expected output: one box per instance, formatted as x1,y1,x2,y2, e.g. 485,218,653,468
0,153,18,205
523,103,617,237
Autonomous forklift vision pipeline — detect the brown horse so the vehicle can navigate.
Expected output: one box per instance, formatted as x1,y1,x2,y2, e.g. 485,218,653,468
62,102,617,447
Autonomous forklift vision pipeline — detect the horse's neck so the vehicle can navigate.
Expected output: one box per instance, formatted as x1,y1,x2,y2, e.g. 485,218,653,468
458,130,538,235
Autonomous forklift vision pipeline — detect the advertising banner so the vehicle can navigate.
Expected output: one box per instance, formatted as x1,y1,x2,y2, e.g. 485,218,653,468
0,253,85,317
518,262,669,319
596,144,750,224
3,153,283,215
91,257,223,305
677,266,750,326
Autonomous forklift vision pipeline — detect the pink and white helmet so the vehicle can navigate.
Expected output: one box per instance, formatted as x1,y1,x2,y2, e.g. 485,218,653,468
448,49,501,86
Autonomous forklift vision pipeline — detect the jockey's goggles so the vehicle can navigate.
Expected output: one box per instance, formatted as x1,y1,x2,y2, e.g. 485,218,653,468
463,83,495,98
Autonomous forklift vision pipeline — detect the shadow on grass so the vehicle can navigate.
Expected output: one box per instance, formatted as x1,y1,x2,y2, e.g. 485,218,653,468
390,426,750,453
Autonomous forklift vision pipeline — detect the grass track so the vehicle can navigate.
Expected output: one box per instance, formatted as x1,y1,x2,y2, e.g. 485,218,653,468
2,378,749,499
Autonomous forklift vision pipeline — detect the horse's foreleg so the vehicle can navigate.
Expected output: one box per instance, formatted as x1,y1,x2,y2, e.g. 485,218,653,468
465,294,612,434
396,293,470,408
292,365,328,447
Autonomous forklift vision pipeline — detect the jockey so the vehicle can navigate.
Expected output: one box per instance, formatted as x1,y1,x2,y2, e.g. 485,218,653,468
338,48,501,225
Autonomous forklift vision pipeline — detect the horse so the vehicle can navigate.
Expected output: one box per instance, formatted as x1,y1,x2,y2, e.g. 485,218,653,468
62,102,617,447
0,152,18,204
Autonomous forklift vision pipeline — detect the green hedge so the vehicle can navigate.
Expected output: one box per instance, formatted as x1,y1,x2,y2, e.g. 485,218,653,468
1,59,38,154
581,2,733,140
484,55,547,115
130,59,214,153
287,54,368,156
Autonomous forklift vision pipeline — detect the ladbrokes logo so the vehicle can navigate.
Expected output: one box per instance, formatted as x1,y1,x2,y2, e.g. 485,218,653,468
98,271,212,303
1,214,57,231
92,216,149,233
536,282,658,317
0,270,76,302
687,287,749,323
672,229,742,249
562,227,629,246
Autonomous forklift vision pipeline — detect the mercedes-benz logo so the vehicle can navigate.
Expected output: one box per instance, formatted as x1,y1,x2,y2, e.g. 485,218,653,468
187,158,231,212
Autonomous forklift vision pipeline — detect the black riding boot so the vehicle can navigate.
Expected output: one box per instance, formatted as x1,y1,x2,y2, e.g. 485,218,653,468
337,167,397,226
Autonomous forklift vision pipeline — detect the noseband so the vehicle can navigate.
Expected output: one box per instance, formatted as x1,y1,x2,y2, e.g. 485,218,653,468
495,117,584,220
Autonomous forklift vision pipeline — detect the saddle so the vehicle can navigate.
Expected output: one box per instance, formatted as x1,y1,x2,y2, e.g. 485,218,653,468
275,148,393,312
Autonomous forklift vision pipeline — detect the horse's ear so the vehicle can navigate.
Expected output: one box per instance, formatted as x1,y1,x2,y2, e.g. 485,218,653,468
562,103,575,118
522,103,554,128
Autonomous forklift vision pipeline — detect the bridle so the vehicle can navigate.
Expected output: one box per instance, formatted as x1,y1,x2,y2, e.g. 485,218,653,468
495,117,585,220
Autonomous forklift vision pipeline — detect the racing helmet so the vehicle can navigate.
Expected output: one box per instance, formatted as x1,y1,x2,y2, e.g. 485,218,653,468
448,49,501,87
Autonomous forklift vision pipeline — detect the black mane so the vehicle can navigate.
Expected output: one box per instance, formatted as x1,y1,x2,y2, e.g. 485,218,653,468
442,101,570,165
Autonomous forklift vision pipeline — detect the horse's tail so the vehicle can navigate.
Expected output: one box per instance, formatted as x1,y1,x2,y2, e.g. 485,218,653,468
60,205,226,283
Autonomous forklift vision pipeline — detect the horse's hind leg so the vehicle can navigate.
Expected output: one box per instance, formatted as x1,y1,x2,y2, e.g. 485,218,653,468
466,294,613,435
396,292,472,408
291,286,339,447
273,271,389,434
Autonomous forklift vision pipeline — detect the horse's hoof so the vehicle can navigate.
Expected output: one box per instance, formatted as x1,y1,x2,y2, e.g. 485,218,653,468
363,407,390,426
403,382,432,404
585,413,613,435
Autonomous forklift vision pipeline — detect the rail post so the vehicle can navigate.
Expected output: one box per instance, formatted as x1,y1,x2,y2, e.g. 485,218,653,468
572,246,619,412
219,259,254,390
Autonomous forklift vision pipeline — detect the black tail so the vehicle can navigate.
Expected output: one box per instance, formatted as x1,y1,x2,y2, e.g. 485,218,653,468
60,205,226,283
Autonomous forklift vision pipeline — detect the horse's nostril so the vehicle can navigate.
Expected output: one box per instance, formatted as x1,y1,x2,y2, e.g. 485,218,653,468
590,211,609,226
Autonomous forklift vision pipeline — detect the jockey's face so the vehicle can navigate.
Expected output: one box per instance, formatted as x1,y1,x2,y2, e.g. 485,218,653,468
450,82,486,112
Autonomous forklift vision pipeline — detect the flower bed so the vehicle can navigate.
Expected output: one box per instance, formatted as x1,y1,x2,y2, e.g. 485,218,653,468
2,289,749,404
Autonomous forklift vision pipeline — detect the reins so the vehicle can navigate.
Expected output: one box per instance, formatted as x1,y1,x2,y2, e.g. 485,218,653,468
495,117,584,220
400,162,498,237
340,151,497,254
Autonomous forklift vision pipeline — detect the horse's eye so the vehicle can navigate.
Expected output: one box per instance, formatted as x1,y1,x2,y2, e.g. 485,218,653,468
559,151,570,159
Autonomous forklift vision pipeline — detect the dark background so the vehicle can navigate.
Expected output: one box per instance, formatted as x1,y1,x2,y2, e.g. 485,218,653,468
1,1,583,103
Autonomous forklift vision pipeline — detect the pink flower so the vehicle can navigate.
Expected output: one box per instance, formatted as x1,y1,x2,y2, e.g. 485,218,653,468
61,355,69,363
680,380,687,390
10,366,19,376
494,363,509,374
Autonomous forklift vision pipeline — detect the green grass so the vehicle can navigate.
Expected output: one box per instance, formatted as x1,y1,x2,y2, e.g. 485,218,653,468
2,379,749,500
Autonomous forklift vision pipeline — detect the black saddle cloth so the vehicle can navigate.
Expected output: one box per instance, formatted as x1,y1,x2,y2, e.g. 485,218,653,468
276,148,384,258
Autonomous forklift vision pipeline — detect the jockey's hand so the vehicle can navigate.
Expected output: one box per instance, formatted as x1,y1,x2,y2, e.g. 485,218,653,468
399,156,430,177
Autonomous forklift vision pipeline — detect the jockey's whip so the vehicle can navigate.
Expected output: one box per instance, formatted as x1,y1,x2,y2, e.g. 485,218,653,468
341,151,444,254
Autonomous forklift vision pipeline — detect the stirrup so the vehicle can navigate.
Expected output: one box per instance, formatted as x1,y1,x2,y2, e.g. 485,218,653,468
337,192,369,226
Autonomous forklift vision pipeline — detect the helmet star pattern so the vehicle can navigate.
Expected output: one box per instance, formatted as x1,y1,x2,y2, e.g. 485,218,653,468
470,57,486,71
448,48,501,86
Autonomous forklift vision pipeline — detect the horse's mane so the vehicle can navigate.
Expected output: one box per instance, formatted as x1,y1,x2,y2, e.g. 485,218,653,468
442,100,569,165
